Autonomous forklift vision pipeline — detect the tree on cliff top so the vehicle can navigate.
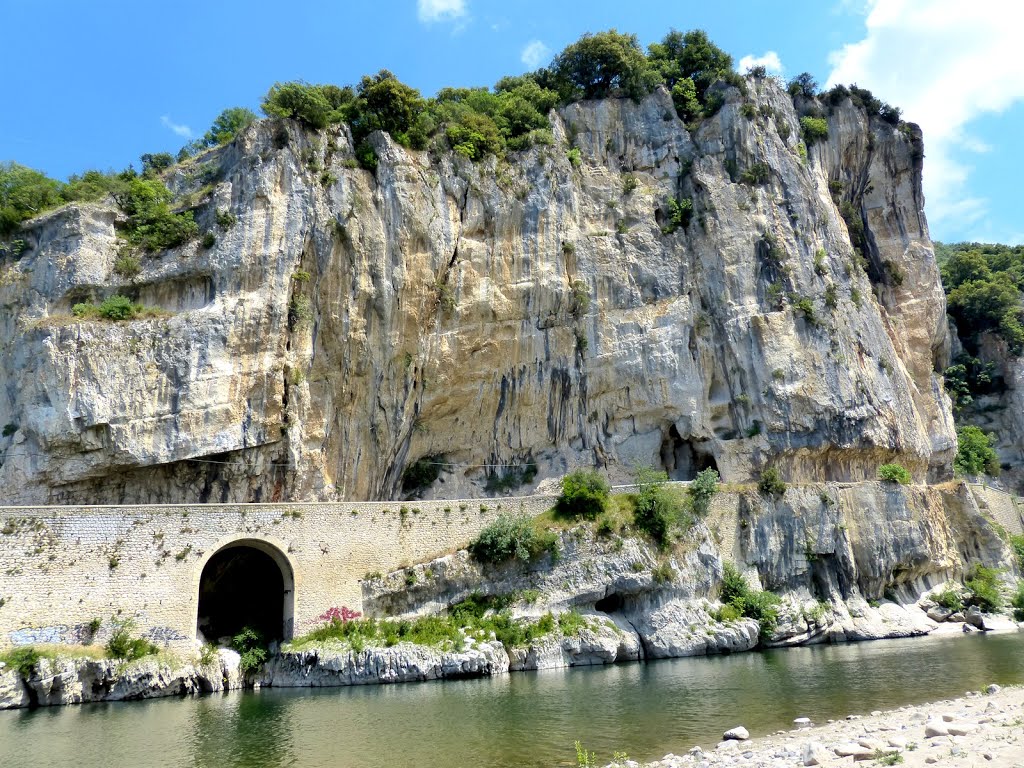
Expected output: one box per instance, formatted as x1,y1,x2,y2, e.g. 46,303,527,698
550,30,661,102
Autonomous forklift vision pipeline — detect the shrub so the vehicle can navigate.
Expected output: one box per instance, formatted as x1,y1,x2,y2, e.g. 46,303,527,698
964,565,1002,612
201,232,216,249
216,209,237,229
140,153,175,177
567,148,582,167
114,177,198,252
232,627,268,674
800,116,829,143
105,617,158,661
555,469,610,520
663,197,693,233
740,163,771,185
758,467,786,497
933,588,964,612
469,513,556,564
877,463,912,485
1012,583,1024,622
688,467,719,516
954,425,1000,477
0,162,65,235
2,423,17,437
2,646,40,677
113,254,141,278
261,81,337,129
1011,534,1024,569
199,107,257,147
632,466,684,547
719,563,780,640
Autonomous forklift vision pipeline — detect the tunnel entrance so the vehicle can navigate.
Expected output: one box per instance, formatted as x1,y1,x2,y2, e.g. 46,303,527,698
660,425,719,480
196,542,294,644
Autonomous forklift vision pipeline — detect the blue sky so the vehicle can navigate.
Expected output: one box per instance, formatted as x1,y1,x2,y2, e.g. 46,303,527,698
2,0,1021,244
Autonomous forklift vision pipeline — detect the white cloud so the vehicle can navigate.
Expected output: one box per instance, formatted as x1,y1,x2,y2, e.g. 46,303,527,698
826,0,1024,233
417,0,466,23
160,115,192,138
520,40,550,70
738,51,784,76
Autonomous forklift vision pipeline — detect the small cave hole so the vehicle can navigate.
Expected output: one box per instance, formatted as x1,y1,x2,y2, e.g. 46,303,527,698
595,593,624,613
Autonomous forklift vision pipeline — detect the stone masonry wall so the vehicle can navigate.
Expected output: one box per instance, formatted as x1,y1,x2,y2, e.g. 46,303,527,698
0,495,555,651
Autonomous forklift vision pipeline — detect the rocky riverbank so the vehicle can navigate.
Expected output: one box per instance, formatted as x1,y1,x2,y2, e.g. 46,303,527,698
628,684,1024,768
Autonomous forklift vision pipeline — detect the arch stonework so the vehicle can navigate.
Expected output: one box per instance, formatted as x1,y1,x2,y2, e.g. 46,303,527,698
192,534,298,641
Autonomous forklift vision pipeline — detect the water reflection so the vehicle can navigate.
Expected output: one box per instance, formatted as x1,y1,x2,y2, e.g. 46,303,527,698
0,632,1021,768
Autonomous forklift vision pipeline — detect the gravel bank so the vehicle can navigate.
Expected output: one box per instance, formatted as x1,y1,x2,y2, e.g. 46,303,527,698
630,684,1024,768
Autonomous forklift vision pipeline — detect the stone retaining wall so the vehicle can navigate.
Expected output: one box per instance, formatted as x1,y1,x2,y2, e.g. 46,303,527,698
0,494,555,651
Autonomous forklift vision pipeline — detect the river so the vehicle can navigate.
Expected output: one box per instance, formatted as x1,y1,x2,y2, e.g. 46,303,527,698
1,632,1022,768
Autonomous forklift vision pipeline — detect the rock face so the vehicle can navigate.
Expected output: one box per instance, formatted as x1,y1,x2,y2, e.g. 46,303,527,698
0,78,953,504
0,649,241,710
362,480,1016,658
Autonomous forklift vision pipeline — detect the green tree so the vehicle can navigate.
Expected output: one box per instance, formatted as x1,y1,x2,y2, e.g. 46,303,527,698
0,162,64,235
947,279,1020,334
954,425,1000,477
632,466,682,547
352,70,425,147
648,29,733,97
140,153,174,176
555,469,610,520
941,249,992,290
551,30,660,102
877,463,912,484
261,81,334,129
200,107,258,147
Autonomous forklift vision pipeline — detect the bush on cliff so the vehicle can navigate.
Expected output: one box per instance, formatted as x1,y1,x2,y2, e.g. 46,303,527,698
631,466,684,547
718,563,781,640
757,467,786,498
954,425,1000,477
105,617,158,661
1012,583,1024,622
232,627,268,674
964,564,1002,612
469,513,558,564
877,463,912,484
1,646,40,678
556,469,610,521
688,467,719,517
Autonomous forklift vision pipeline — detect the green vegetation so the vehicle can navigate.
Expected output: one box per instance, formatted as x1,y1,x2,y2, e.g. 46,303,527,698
661,197,693,234
555,469,610,521
632,467,685,547
877,463,912,485
114,175,199,252
943,354,997,411
72,295,149,321
469,513,558,564
933,587,964,612
758,467,786,497
291,593,589,654
687,467,719,516
940,242,1024,353
195,107,257,149
401,457,442,495
232,627,268,674
0,646,41,677
1010,534,1024,569
1011,583,1024,622
954,425,999,477
0,162,64,236
799,116,828,143
105,617,158,661
964,565,1002,612
718,563,781,640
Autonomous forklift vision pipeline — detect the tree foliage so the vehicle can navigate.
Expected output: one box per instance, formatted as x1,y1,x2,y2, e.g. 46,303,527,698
555,469,610,520
954,425,1000,477
201,107,257,147
940,242,1024,353
551,29,660,102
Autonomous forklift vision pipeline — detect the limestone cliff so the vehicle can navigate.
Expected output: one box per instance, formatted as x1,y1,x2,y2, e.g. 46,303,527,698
0,77,953,504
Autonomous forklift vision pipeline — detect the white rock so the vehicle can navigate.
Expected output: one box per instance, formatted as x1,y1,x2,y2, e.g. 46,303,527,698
723,726,750,741
802,741,830,766
924,721,949,737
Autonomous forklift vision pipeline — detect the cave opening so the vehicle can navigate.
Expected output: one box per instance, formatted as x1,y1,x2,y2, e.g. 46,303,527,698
594,593,624,613
196,542,293,645
660,425,719,480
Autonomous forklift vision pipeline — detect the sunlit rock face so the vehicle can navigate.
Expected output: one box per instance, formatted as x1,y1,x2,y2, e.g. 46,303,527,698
0,79,953,504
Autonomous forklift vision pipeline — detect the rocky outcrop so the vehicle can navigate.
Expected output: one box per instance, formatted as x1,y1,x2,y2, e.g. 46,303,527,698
0,77,953,504
363,481,1019,657
261,640,509,687
0,649,241,710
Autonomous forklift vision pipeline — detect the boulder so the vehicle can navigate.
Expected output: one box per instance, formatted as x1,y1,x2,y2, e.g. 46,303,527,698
965,607,987,630
802,741,830,766
723,726,750,741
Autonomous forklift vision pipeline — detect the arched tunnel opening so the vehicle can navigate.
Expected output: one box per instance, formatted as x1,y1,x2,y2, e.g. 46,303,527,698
594,593,624,613
197,543,293,645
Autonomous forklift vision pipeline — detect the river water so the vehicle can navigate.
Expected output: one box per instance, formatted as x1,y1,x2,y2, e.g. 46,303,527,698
1,632,1022,768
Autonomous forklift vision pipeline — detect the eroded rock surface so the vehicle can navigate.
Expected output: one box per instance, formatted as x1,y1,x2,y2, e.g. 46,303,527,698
0,79,952,503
